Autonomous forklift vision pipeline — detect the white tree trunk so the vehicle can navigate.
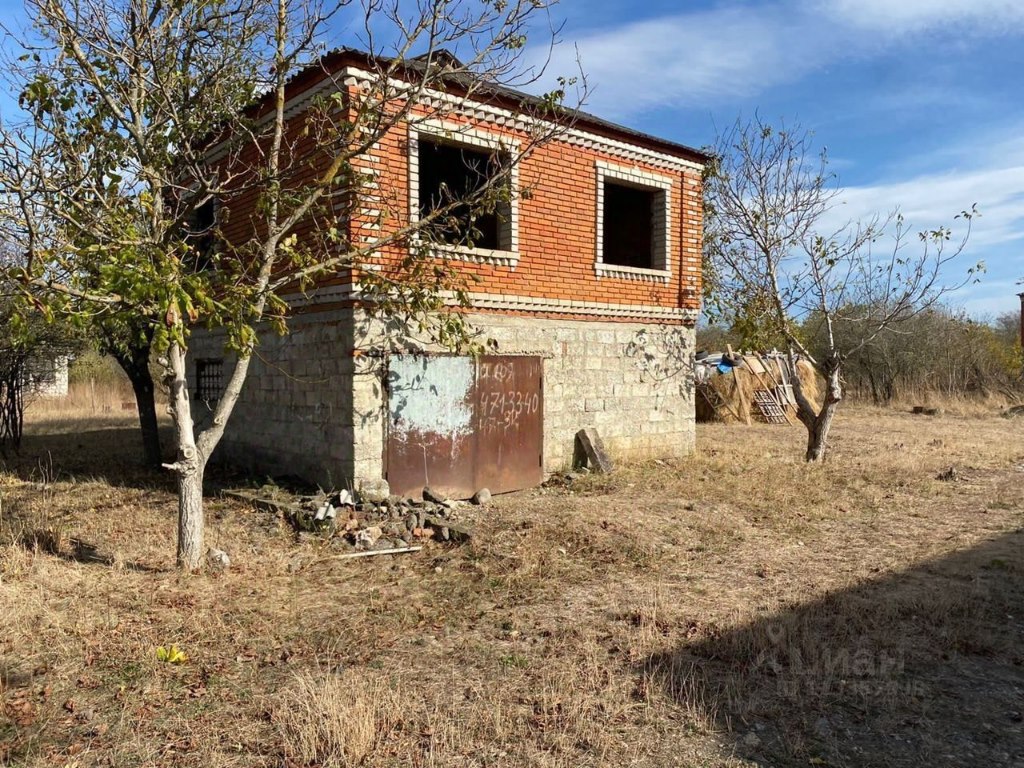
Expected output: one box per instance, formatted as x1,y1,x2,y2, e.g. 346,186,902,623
804,365,842,462
177,466,205,569
805,401,838,462
792,356,843,463
166,341,206,569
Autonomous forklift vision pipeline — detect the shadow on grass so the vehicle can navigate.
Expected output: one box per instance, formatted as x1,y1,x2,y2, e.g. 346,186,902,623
61,537,163,573
1,420,176,491
5,419,291,495
644,528,1024,766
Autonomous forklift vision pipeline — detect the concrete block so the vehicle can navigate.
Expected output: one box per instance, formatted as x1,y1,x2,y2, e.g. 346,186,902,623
573,428,613,473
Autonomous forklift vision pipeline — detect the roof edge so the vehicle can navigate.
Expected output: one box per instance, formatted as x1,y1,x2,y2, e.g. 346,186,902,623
279,47,711,166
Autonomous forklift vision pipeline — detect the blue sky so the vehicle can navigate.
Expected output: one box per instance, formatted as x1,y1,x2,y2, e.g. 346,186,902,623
535,0,1024,319
1,0,1020,318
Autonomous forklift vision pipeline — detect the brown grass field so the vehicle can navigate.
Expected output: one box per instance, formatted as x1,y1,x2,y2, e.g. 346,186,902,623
1,403,1022,767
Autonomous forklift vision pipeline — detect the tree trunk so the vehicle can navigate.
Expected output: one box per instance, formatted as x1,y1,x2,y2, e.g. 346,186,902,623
130,368,161,467
792,355,843,463
177,466,205,569
167,341,206,570
106,331,162,467
867,367,881,406
804,363,843,462
805,399,839,462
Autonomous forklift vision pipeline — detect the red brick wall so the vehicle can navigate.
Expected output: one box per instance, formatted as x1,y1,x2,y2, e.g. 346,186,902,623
213,77,703,324
348,102,702,322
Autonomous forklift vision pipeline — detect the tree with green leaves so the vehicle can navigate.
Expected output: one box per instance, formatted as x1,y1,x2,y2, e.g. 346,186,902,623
704,116,979,461
0,0,578,568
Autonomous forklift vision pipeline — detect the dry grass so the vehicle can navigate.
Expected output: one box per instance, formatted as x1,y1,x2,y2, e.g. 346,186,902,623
886,390,1021,417
0,403,1022,767
27,380,135,418
21,381,170,439
274,669,401,767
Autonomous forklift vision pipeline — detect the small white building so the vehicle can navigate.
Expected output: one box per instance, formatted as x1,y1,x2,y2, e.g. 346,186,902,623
24,354,69,397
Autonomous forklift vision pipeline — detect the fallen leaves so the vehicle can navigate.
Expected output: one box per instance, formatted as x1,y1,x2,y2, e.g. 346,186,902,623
155,645,188,665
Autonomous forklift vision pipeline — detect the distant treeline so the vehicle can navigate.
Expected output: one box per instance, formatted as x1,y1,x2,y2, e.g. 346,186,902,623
698,306,1023,404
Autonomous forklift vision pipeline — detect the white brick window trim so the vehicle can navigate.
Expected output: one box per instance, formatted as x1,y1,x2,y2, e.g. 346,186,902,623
408,119,520,269
594,161,673,284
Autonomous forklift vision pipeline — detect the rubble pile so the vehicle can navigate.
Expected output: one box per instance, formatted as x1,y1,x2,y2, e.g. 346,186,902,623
260,483,480,553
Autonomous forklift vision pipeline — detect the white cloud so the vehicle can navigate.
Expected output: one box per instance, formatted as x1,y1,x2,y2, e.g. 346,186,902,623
822,0,1024,35
537,4,828,118
830,166,1024,249
947,277,1022,318
536,0,1024,118
817,148,1024,318
825,122,1024,251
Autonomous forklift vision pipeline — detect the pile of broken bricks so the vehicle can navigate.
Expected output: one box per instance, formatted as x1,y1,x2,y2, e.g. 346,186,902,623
226,481,486,557
223,428,614,563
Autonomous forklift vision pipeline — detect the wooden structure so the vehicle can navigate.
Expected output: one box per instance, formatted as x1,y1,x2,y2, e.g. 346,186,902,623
695,351,816,426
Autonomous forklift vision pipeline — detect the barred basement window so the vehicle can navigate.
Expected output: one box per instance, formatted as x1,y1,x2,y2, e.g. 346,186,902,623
195,359,224,403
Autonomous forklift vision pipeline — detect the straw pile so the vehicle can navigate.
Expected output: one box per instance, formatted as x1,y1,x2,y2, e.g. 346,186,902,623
696,357,822,424
793,359,821,413
695,366,755,424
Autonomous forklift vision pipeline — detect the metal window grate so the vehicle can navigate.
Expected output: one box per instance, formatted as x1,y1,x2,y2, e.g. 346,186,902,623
195,359,223,402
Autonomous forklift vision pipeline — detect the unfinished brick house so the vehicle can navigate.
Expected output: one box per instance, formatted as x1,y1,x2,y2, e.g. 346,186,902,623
189,49,707,498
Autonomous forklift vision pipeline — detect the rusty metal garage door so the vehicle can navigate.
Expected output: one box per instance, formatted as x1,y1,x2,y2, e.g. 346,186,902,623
385,355,543,499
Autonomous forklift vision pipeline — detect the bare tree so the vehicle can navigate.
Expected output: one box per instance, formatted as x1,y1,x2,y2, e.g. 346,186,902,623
705,116,978,461
0,247,80,451
822,307,1022,402
0,0,581,568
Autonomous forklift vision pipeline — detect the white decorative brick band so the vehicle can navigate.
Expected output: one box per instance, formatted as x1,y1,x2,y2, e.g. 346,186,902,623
462,292,697,322
205,66,705,174
282,282,698,323
341,67,705,173
594,263,672,282
596,160,676,189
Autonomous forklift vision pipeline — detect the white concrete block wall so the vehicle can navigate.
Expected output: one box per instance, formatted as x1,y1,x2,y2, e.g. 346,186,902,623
188,308,369,488
189,308,695,489
25,355,69,397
